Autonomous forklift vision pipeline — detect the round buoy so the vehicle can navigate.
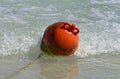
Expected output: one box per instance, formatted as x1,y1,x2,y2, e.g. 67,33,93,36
40,22,80,56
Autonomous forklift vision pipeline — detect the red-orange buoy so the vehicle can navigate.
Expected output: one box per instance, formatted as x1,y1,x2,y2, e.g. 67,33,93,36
41,22,80,56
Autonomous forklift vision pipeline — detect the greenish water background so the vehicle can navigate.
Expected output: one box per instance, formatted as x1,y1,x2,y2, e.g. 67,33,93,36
0,0,120,79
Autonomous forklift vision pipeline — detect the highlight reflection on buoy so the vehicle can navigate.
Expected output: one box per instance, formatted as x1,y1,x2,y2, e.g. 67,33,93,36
41,22,80,56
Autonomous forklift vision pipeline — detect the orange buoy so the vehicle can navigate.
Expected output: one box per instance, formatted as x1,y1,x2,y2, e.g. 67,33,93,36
40,22,80,56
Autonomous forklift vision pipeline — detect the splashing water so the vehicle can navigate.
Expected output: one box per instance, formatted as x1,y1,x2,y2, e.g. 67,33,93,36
0,0,120,57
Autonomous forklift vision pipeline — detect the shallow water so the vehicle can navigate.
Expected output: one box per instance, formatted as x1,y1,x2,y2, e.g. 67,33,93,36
0,0,120,56
0,53,120,79
0,0,120,79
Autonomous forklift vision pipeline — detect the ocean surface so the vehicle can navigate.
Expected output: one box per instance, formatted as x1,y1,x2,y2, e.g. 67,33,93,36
0,0,120,79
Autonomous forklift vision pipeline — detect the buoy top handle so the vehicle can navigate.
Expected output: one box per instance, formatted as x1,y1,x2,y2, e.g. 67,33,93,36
61,22,79,35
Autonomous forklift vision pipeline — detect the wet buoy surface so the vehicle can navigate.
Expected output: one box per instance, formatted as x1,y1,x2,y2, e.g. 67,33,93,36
41,22,80,56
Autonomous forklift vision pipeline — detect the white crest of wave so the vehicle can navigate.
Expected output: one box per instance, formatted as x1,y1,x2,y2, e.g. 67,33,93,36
0,33,36,56
75,33,120,57
91,0,120,4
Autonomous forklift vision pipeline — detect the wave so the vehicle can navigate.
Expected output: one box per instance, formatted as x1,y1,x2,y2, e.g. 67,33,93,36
0,34,33,56
91,0,120,4
0,0,120,57
0,27,120,57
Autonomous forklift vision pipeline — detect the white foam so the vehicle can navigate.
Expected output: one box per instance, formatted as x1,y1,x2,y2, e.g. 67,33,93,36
90,8,119,21
0,30,38,56
0,0,119,57
75,38,120,57
91,0,120,4
75,22,120,57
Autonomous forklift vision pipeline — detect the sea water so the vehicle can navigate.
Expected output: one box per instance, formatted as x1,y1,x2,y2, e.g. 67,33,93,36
0,0,120,79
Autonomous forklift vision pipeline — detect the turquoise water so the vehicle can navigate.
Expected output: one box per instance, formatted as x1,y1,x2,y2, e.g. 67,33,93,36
0,0,120,79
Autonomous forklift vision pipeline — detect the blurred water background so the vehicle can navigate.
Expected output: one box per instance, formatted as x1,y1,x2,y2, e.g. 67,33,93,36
0,0,120,79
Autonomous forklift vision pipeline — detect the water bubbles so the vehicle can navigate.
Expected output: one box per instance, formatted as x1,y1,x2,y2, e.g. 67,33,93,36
90,7,119,21
0,27,41,56
0,0,120,57
91,0,120,4
45,5,58,12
